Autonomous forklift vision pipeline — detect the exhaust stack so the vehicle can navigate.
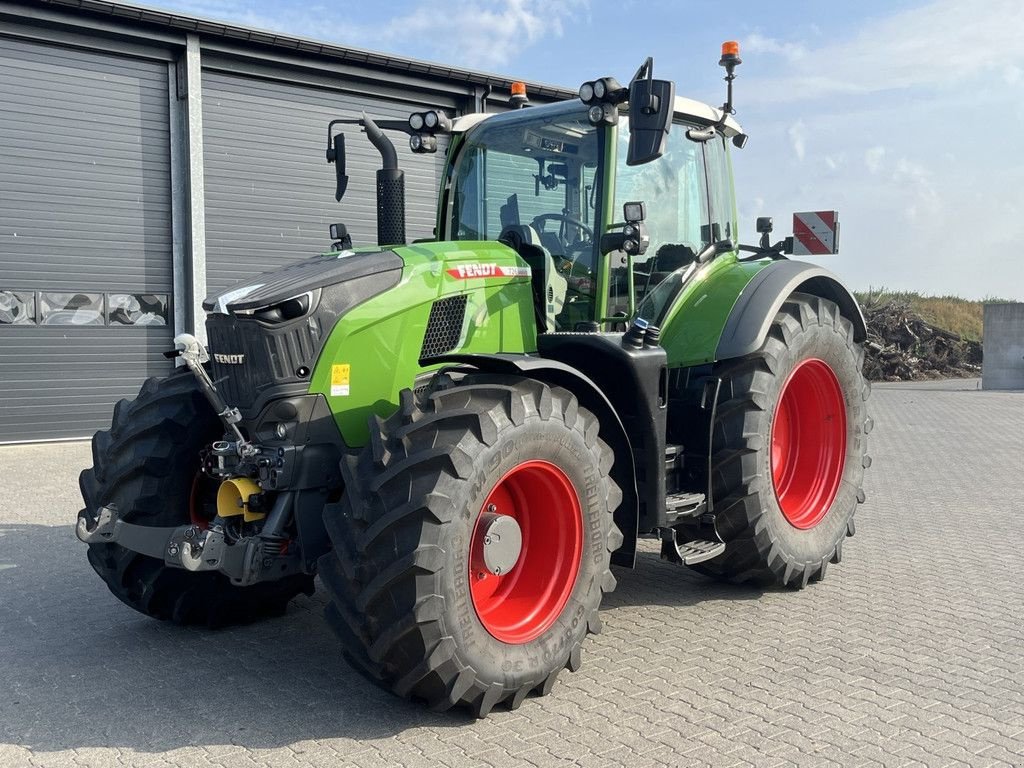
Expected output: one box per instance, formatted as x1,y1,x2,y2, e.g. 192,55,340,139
362,113,406,246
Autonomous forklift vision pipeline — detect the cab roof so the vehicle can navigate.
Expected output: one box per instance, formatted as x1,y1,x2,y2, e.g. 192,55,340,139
452,95,744,138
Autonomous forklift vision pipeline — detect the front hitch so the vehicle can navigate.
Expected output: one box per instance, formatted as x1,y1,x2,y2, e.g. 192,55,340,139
76,505,301,586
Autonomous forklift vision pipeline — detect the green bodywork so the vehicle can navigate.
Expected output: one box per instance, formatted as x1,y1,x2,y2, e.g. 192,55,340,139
658,254,770,367
307,101,771,445
308,240,536,445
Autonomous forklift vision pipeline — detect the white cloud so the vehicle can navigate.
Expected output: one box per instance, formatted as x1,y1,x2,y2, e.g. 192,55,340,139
159,0,588,71
137,0,588,70
788,120,807,161
745,33,807,63
365,0,588,69
891,157,940,222
864,146,886,174
744,0,1024,103
823,153,846,172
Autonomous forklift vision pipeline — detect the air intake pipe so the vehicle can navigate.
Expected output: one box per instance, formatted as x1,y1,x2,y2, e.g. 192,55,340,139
362,113,406,246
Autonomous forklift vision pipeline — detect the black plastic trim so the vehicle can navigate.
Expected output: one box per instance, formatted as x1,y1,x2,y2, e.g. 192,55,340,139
202,250,402,312
715,260,867,360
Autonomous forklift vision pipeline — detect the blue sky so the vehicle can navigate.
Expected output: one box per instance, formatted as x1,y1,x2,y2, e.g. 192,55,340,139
155,0,1023,299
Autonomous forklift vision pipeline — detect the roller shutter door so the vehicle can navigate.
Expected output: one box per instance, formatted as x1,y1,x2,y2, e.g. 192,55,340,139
0,36,173,443
202,71,452,293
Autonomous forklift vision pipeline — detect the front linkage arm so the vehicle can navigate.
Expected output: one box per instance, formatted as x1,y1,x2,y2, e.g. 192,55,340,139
76,504,302,586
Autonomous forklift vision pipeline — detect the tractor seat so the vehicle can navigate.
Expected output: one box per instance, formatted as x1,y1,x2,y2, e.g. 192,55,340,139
498,225,554,332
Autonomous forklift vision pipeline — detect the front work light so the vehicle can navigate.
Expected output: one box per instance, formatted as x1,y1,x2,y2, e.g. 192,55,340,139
409,133,438,153
587,103,617,126
578,76,626,106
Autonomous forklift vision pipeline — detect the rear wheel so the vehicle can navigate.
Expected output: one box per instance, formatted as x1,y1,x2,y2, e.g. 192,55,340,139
79,370,315,626
695,293,871,587
317,374,622,716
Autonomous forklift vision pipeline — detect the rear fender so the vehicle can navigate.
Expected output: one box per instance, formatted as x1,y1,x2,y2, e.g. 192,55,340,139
716,260,866,360
427,353,639,568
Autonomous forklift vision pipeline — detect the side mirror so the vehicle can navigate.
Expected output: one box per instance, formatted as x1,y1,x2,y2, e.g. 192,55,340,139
327,132,349,201
627,78,675,166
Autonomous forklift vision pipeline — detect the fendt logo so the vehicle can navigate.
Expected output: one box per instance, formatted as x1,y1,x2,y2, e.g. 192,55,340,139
446,263,531,280
213,353,245,364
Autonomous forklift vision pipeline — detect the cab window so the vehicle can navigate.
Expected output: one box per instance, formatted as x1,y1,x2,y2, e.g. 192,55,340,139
703,135,736,244
611,118,711,316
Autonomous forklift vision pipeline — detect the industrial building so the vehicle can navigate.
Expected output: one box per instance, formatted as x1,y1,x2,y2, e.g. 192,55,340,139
0,0,570,442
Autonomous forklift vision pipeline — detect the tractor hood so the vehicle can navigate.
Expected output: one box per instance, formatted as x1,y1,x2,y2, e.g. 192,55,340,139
202,250,402,315
201,249,404,418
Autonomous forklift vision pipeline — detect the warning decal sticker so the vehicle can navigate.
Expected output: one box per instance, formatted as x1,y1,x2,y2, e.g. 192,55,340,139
331,364,350,397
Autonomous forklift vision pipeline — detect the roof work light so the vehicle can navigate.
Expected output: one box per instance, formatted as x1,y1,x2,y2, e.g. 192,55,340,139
407,109,451,153
578,76,627,125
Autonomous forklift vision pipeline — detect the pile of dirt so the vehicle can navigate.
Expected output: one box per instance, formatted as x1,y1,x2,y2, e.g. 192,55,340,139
861,299,983,381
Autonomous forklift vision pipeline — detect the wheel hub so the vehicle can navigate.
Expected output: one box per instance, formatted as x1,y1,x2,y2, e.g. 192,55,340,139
469,460,583,645
479,511,523,576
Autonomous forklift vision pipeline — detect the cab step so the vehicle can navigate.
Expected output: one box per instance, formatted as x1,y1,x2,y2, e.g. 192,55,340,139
665,491,706,521
659,526,726,565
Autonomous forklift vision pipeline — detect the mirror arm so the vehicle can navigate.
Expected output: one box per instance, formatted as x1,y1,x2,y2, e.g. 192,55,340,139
735,239,793,262
600,232,626,256
696,238,736,264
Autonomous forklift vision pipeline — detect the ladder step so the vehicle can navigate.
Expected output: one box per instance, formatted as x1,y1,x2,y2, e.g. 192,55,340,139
673,538,726,565
660,526,726,566
665,491,706,520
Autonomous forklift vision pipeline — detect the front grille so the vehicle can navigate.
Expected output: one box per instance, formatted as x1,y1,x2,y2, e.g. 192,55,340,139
420,294,467,360
206,314,322,413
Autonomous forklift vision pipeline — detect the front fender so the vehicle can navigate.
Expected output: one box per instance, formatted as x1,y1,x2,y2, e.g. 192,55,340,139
656,256,866,367
715,260,867,360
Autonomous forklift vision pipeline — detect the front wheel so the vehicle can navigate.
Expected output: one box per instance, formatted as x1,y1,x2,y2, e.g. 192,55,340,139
695,293,872,587
79,370,315,625
317,374,622,716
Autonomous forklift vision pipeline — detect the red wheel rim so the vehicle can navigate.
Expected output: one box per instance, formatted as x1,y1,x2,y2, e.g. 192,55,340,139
469,460,583,644
770,358,847,529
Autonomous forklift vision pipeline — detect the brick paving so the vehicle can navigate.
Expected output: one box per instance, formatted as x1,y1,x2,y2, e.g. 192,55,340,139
1,378,1022,767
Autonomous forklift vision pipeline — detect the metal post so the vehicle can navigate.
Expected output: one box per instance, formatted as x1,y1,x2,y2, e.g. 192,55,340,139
184,34,208,343
168,60,188,342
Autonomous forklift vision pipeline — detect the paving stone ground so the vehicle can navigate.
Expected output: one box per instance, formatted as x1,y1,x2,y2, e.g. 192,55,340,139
1,378,1022,767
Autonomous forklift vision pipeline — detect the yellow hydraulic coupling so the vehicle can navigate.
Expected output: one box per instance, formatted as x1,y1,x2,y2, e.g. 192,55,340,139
216,477,266,522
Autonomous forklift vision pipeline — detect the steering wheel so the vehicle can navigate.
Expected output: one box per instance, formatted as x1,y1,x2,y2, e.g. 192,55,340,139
531,213,594,252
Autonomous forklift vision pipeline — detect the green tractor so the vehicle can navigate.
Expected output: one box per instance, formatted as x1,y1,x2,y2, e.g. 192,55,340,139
77,45,870,716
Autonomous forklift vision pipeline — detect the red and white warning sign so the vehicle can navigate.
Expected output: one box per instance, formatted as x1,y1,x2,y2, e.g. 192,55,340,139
792,211,840,255
445,263,531,280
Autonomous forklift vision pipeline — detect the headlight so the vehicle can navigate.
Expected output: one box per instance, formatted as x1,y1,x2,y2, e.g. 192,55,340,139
247,292,314,323
409,112,425,131
578,82,594,103
593,79,606,99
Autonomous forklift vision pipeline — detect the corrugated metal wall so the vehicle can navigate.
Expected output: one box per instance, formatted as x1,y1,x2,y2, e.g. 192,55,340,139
0,35,173,442
201,69,454,294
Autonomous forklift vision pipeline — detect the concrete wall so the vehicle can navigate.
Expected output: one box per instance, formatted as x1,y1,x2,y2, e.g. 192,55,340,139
982,303,1024,390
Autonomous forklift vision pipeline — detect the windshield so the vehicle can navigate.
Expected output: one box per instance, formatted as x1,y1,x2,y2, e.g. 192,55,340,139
448,105,604,328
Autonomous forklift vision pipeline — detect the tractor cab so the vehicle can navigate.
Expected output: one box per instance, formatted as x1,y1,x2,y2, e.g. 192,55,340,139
444,101,604,331
441,94,746,332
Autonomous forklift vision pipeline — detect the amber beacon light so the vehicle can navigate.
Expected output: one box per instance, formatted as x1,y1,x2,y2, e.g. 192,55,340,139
720,40,741,61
